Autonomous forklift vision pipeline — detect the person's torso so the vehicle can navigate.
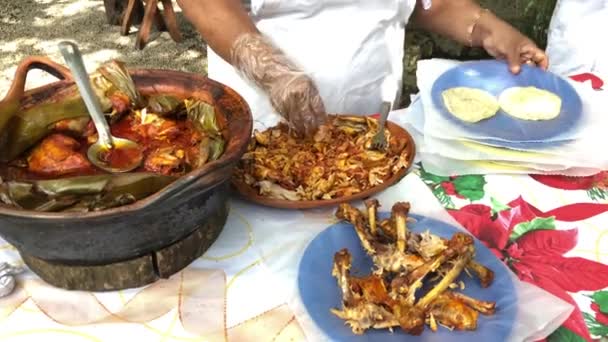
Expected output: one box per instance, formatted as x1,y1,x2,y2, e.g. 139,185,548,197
209,0,417,128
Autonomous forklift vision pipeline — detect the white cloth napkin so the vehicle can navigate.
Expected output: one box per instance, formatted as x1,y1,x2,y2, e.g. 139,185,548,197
388,59,608,176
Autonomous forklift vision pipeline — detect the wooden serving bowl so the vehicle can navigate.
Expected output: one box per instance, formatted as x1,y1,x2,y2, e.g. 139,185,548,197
231,118,416,209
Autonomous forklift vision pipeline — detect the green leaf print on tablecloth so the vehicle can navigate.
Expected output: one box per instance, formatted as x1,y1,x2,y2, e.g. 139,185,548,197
588,187,608,202
453,175,486,201
593,291,608,314
584,312,608,337
490,197,511,216
548,327,588,342
418,165,455,209
584,291,608,337
417,164,487,208
509,216,556,241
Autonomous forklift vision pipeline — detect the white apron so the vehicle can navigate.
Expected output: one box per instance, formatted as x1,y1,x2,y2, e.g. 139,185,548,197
207,0,419,130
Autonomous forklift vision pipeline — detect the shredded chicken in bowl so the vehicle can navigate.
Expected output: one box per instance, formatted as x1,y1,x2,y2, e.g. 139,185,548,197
233,116,411,201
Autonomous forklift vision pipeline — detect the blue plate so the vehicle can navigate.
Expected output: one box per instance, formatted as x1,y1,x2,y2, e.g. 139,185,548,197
298,213,517,342
431,60,583,146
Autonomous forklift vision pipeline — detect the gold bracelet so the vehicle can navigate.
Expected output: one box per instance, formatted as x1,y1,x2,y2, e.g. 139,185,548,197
467,8,490,47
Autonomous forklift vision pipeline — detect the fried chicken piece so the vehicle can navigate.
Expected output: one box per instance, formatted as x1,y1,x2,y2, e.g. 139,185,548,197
416,239,474,310
331,303,400,335
393,202,410,253
390,233,474,305
377,210,494,288
336,203,425,274
364,199,379,235
331,249,401,334
332,201,496,337
443,291,496,316
27,134,92,177
467,260,495,288
392,304,426,335
427,293,479,331
331,249,426,335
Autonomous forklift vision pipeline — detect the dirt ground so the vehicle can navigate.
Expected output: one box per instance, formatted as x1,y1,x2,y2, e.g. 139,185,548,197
0,0,206,97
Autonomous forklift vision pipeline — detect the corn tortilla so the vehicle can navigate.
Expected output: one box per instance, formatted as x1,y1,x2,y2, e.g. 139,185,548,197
441,87,500,123
498,86,562,121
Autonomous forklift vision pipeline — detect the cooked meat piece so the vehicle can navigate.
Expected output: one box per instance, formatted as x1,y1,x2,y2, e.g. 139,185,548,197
27,134,92,177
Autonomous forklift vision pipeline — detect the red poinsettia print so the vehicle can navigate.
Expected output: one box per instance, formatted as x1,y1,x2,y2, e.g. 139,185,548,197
530,173,604,191
569,73,604,90
440,181,464,199
449,197,608,341
530,172,608,199
530,171,608,202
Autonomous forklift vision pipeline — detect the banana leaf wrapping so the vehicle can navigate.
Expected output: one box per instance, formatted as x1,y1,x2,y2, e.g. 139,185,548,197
0,174,175,212
147,95,185,116
0,61,143,162
0,61,226,213
184,99,227,163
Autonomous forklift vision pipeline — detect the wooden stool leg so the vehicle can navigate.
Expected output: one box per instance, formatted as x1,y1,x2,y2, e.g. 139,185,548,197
104,0,127,25
153,4,167,31
160,0,182,42
136,0,158,50
121,0,137,36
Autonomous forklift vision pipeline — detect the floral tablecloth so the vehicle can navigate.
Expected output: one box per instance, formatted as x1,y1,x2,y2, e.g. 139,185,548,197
2,166,607,342
0,74,607,342
418,165,608,342
410,71,608,342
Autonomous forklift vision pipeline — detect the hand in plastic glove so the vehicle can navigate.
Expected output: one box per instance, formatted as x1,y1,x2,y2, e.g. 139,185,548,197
473,10,549,74
231,33,327,138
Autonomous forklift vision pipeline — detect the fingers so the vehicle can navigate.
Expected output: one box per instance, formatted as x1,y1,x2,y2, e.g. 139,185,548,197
506,48,522,75
301,95,326,138
506,43,549,74
271,75,326,138
520,44,549,70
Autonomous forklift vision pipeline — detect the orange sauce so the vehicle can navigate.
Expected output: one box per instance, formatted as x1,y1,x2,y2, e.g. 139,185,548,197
98,144,143,170
1,109,204,180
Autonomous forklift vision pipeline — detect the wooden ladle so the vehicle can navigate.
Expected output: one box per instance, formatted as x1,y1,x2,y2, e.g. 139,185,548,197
58,41,143,173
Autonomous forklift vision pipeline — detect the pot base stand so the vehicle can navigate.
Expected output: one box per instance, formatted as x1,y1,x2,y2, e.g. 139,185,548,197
18,213,226,292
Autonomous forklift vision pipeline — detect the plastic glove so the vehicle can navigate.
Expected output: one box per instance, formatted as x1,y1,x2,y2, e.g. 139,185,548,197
473,10,549,75
230,33,327,138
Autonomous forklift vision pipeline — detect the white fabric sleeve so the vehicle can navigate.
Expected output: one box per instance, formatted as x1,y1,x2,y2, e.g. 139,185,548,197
248,0,267,16
546,0,608,77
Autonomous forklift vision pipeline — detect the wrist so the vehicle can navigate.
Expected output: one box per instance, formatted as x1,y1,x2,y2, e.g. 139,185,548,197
468,8,492,48
231,33,298,88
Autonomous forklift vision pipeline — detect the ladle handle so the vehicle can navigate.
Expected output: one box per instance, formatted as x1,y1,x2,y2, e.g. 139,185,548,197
58,41,113,149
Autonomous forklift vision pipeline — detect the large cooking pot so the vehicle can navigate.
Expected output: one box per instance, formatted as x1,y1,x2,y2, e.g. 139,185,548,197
0,57,253,266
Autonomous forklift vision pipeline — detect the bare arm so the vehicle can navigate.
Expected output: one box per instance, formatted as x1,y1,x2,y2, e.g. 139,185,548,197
412,0,548,73
176,0,258,64
412,0,484,46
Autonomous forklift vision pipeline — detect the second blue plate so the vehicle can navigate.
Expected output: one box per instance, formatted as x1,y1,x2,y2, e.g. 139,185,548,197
298,213,517,342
